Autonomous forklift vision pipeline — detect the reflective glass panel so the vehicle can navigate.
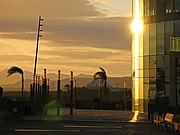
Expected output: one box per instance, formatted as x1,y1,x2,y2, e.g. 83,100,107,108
150,0,157,15
150,23,156,55
175,20,180,37
156,55,165,68
165,21,173,54
175,0,180,13
165,0,173,13
149,55,156,68
157,0,165,14
144,0,150,17
143,24,149,55
157,22,164,54
144,56,149,69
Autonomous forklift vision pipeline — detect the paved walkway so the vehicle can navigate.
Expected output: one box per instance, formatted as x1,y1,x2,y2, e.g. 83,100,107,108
23,108,149,124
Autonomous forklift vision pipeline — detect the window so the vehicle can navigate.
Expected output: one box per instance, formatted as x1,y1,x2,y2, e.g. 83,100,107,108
144,56,149,69
175,0,180,13
144,0,150,17
157,0,165,14
149,23,156,55
175,20,180,37
170,37,180,52
165,21,173,54
156,55,165,68
157,22,165,54
150,0,156,15
165,0,173,13
149,55,156,68
143,24,149,55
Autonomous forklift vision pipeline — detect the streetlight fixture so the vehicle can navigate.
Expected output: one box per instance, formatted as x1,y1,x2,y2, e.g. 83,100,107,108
33,16,44,77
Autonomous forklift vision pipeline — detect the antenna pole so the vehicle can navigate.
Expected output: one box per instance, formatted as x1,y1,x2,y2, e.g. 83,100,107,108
33,16,43,77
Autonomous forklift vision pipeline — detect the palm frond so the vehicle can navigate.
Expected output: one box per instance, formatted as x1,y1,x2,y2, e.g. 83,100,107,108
100,67,107,80
93,67,107,81
7,66,23,77
99,67,106,73
93,71,103,80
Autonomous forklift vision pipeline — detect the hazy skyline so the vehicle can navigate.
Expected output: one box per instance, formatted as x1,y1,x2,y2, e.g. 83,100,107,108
0,0,132,77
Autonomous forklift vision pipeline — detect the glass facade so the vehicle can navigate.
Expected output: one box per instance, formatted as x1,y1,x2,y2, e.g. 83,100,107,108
144,0,180,17
132,0,180,113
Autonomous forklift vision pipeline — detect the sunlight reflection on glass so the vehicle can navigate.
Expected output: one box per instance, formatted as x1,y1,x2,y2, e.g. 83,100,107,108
129,111,139,122
131,0,143,113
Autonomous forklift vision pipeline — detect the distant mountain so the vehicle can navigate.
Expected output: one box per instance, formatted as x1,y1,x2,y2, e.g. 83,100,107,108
75,73,92,78
0,68,23,85
0,69,132,91
0,69,70,85
1,77,132,92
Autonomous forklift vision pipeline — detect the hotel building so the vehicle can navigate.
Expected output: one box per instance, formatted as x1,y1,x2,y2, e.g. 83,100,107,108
132,0,180,113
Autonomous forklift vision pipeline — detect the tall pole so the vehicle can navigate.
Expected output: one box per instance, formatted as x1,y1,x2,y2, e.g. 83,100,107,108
70,71,74,115
42,69,47,108
32,75,35,100
33,16,43,77
99,80,102,110
124,81,127,110
57,70,61,115
74,80,77,109
57,70,61,103
35,75,38,100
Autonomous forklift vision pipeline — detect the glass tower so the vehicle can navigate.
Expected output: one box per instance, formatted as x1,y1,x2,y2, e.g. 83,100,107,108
132,0,180,113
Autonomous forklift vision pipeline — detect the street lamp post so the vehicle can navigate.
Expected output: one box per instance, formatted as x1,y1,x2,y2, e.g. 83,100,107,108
70,71,74,115
33,16,43,77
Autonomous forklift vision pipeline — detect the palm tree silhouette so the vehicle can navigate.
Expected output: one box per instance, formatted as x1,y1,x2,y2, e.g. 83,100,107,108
7,66,24,100
94,67,107,100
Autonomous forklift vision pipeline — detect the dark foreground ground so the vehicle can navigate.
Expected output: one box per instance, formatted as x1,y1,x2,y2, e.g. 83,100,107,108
0,109,177,135
0,120,173,135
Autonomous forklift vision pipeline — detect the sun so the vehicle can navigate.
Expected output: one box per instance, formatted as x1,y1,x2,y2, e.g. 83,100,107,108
131,19,143,33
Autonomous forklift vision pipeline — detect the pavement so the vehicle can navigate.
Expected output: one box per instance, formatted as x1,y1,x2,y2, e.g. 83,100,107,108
22,108,150,124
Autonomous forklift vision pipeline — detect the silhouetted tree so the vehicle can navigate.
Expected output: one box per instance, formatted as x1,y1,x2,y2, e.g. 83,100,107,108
94,67,108,99
64,84,70,91
7,66,24,100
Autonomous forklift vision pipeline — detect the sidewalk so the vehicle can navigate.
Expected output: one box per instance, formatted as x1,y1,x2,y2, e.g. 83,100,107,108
23,108,149,124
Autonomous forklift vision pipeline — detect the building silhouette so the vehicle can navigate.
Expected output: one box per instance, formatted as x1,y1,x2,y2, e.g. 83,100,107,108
132,0,180,113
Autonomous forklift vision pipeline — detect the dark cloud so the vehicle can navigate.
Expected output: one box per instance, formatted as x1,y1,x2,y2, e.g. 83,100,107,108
45,17,131,50
0,0,132,76
0,0,104,18
0,16,131,50
0,0,131,50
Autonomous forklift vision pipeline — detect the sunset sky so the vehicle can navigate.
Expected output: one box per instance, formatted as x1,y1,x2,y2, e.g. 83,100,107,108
0,0,132,77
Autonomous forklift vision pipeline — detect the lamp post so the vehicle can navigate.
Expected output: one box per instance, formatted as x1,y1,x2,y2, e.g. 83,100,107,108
33,16,43,77
70,71,74,115
74,80,77,109
57,70,61,115
33,16,43,101
124,81,127,110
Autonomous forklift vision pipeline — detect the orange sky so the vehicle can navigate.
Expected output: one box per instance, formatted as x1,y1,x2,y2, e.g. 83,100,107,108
0,0,132,77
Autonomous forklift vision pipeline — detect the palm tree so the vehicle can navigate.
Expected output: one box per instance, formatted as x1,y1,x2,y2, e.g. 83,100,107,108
94,67,107,90
94,67,107,109
7,66,24,100
64,84,70,91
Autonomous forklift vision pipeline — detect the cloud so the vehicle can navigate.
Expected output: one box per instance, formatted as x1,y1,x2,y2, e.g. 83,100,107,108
0,0,105,18
91,0,109,5
0,16,132,50
0,0,132,77
0,0,132,51
36,45,131,76
89,0,132,16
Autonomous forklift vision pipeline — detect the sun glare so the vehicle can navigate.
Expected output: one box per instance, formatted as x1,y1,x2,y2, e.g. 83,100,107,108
132,0,143,112
129,111,139,122
131,0,143,34
131,19,143,33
